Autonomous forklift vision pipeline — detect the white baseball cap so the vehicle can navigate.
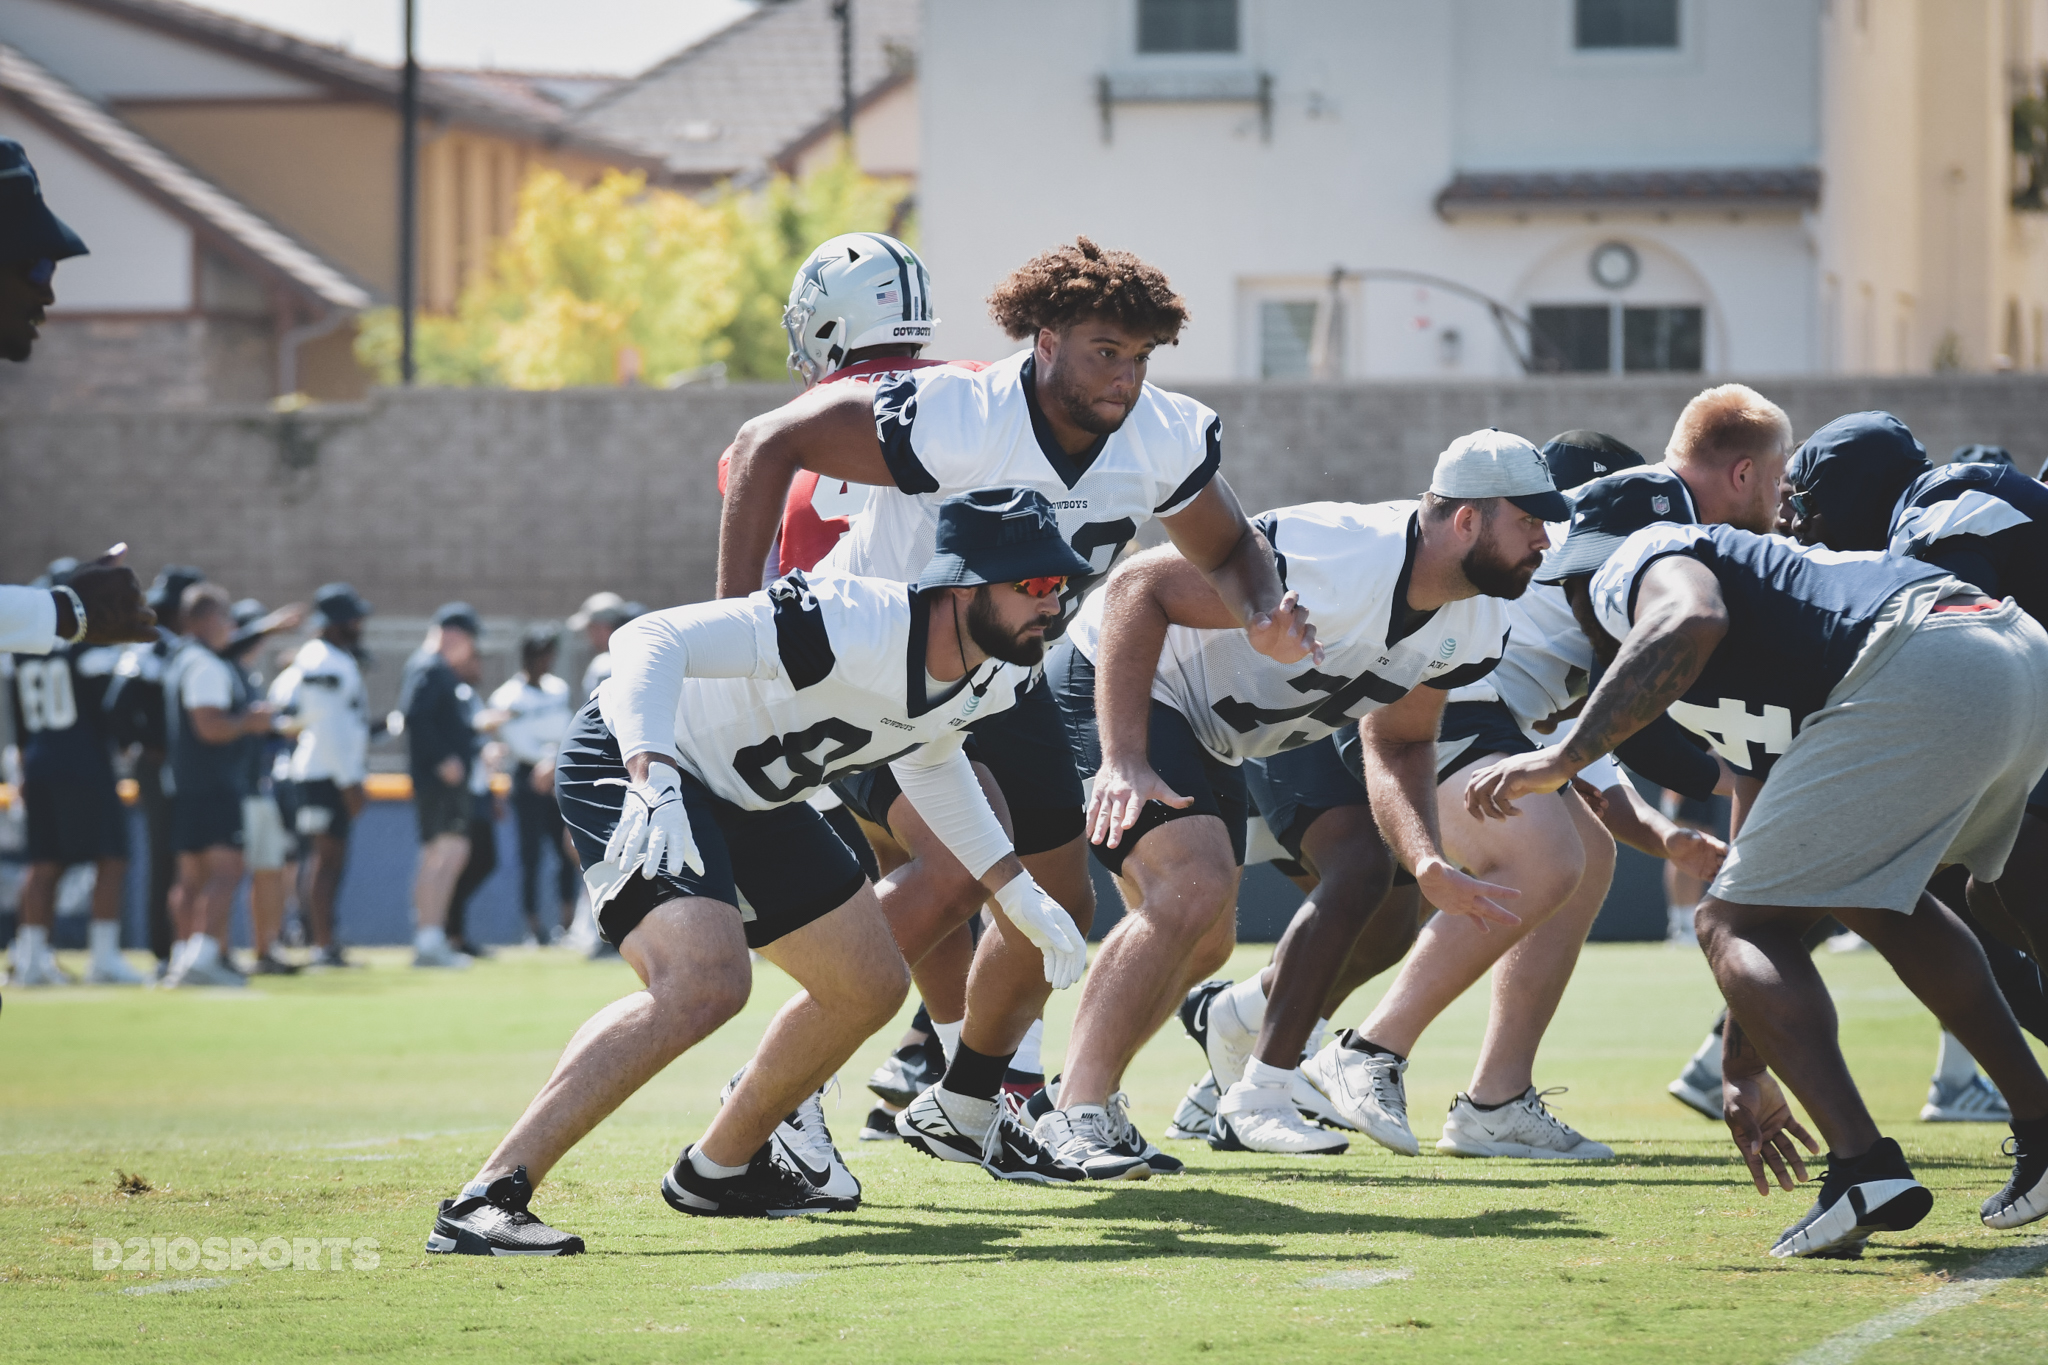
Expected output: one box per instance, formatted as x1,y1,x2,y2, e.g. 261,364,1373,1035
1429,428,1569,521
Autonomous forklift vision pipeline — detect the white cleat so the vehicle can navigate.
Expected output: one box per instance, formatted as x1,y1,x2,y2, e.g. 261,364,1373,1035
1921,1072,2012,1123
86,954,150,986
1210,1080,1348,1155
1437,1088,1612,1160
1301,1033,1418,1156
8,951,74,986
1165,1071,1219,1140
412,941,472,970
171,954,247,988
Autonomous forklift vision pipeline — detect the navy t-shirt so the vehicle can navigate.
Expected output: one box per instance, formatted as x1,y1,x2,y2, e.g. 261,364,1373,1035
399,649,477,786
1589,524,1946,776
1889,461,2048,624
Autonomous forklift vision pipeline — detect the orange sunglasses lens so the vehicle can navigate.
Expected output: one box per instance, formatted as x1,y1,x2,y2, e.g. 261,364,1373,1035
1014,576,1067,599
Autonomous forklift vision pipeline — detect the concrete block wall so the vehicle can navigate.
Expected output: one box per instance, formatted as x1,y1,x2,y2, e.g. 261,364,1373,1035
4,373,2044,617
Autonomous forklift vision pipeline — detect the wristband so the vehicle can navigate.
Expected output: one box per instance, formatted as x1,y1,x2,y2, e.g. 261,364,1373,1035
54,585,87,644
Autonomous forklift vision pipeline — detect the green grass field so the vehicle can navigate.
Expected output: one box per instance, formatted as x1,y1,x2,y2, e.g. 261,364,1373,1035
3,941,2045,1363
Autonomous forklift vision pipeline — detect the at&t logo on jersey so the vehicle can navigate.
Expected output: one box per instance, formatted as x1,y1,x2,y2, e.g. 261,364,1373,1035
1438,637,1458,659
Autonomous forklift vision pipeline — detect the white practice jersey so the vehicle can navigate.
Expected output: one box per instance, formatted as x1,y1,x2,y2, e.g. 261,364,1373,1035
489,672,571,766
1068,500,1510,764
1449,523,1587,731
271,638,369,786
822,349,1222,620
599,570,1036,811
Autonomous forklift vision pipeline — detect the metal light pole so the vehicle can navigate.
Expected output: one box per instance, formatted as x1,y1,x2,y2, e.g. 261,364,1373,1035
398,0,419,385
833,0,853,143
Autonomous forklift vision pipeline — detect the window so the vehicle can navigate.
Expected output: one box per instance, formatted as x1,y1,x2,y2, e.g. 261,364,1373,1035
1259,298,1343,379
1575,0,1680,50
1138,0,1239,54
1530,306,1611,373
1623,307,1703,372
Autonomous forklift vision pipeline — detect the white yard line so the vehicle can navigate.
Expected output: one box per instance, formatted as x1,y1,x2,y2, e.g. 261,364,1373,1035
1785,1238,2048,1365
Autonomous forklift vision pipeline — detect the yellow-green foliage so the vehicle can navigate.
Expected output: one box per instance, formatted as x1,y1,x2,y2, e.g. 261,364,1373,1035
356,152,913,388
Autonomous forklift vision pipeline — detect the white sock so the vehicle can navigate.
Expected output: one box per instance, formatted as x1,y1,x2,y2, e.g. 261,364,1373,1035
1934,1030,1979,1087
190,935,220,969
1220,975,1268,1034
1012,1018,1045,1076
933,1087,997,1137
415,926,447,955
932,1017,964,1066
1691,1029,1722,1068
689,1146,749,1180
17,924,48,960
460,1178,495,1199
1304,1017,1330,1059
90,920,121,965
1243,1058,1295,1090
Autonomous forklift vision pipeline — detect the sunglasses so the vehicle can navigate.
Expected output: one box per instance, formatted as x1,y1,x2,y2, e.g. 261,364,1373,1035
1010,576,1067,599
1786,489,1817,520
25,259,54,286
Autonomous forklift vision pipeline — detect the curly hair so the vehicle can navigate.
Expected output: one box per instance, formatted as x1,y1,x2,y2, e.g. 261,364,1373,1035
986,237,1190,344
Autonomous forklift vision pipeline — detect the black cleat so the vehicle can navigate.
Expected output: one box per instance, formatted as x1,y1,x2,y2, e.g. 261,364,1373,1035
660,1143,857,1218
1982,1134,2048,1230
1178,979,1230,1060
867,1038,945,1108
859,1104,903,1141
426,1167,584,1256
1771,1138,1932,1259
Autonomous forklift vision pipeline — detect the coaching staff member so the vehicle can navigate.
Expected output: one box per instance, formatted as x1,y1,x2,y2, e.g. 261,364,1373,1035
402,604,484,968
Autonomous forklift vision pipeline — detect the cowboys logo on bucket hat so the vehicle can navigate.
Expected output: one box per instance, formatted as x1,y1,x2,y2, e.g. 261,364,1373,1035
915,488,1094,592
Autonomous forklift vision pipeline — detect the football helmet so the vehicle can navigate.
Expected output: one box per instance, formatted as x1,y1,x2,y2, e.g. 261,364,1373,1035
783,232,935,383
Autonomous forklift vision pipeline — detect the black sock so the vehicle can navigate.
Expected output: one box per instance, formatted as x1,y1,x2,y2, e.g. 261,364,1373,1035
1342,1031,1405,1062
909,1001,934,1037
1468,1094,1515,1112
940,1043,1013,1101
2013,1114,2048,1141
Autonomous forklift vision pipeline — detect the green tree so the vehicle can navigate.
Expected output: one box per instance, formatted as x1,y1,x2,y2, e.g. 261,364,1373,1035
354,152,912,389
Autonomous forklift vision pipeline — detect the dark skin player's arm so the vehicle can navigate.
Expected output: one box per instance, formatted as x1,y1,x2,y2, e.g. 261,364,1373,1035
716,385,889,598
1463,555,1728,819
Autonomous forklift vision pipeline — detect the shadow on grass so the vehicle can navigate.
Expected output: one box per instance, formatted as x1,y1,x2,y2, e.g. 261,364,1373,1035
620,1185,1600,1264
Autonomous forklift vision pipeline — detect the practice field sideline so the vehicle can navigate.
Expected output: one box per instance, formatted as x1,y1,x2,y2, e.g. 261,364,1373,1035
3,944,2044,1363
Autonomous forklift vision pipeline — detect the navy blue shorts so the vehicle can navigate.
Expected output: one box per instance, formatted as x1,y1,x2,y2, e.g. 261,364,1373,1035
1045,639,1246,879
1244,736,1366,864
292,777,355,842
2029,765,2048,817
555,700,866,951
172,789,243,854
22,765,129,866
833,673,1084,856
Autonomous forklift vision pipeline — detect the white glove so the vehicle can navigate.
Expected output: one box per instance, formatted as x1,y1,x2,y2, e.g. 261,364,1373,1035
993,872,1088,990
604,761,703,880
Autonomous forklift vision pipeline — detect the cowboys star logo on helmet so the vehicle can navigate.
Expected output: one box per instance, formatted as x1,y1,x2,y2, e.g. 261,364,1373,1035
783,232,937,383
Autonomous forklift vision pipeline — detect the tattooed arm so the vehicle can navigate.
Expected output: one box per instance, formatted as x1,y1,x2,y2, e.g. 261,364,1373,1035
1463,554,1728,820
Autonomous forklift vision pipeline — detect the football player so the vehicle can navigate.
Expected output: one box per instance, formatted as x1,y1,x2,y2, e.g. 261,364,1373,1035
1010,431,1552,1177
718,238,1312,1178
1467,478,2048,1258
717,232,991,1138
425,490,1092,1255
1189,431,1731,1157
5,558,146,986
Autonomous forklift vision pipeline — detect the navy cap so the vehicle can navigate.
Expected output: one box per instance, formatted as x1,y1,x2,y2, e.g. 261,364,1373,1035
915,488,1094,592
1950,444,2014,469
0,140,88,264
1536,467,1694,584
147,565,205,615
231,597,267,629
1786,411,1930,543
314,582,371,625
1540,430,1645,494
521,623,562,656
433,601,481,636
